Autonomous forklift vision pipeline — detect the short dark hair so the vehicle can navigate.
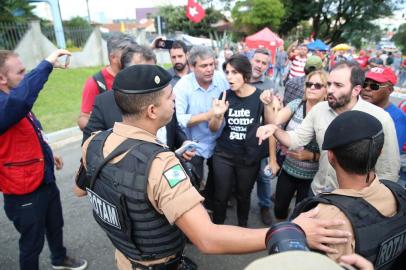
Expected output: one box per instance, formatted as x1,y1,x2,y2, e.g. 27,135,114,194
331,133,384,175
107,33,137,56
170,40,188,54
120,45,157,69
114,90,163,119
223,54,252,83
253,48,270,57
0,50,18,72
331,60,365,89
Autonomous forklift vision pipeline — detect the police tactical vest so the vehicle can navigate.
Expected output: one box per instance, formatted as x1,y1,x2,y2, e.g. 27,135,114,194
291,180,406,270
86,130,185,261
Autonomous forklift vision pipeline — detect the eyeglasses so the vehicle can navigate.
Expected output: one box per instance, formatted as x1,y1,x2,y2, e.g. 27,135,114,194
305,82,325,90
363,82,388,91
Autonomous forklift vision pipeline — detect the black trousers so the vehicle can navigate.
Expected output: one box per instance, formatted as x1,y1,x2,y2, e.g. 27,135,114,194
274,169,312,219
189,155,214,210
212,150,259,226
4,182,67,270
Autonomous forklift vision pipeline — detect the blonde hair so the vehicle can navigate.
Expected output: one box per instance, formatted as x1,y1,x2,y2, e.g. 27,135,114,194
303,70,328,102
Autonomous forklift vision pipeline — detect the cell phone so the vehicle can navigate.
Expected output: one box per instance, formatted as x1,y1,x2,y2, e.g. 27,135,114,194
175,141,198,155
155,38,174,49
64,55,70,68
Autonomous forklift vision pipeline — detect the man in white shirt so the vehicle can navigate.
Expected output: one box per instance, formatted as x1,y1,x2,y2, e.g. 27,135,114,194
257,61,400,195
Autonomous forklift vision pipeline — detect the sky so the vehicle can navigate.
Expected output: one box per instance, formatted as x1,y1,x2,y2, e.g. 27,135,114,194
32,0,187,22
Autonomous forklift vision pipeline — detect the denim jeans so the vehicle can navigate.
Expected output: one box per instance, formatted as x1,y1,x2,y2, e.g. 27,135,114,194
273,67,285,86
256,157,273,208
4,182,66,270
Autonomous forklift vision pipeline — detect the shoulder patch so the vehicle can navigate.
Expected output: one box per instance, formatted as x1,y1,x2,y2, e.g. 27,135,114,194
164,164,187,188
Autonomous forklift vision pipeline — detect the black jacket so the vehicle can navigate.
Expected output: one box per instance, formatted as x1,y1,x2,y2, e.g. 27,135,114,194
82,91,187,150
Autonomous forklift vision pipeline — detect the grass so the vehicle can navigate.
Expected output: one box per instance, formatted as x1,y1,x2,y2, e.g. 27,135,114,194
32,66,102,132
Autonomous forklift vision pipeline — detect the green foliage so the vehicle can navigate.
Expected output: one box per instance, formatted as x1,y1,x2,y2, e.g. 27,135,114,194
279,0,394,45
393,23,406,55
63,16,91,29
32,66,101,132
0,0,37,22
158,5,224,37
231,0,285,34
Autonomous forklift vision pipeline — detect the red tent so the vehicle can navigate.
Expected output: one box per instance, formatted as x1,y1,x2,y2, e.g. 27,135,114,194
245,27,284,63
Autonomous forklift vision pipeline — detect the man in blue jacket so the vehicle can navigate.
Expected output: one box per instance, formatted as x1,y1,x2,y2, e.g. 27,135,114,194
0,49,87,270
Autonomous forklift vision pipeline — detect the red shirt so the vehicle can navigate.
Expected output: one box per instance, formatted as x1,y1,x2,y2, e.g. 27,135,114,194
356,56,369,69
80,67,115,113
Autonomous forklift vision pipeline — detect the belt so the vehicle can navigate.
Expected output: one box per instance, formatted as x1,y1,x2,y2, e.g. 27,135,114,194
131,256,181,270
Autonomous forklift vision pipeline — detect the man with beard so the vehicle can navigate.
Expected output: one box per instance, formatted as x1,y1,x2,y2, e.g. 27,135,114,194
256,61,400,195
167,40,190,87
249,48,275,91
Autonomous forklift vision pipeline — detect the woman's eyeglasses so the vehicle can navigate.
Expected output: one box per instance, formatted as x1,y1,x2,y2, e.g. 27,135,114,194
363,82,388,91
305,82,325,90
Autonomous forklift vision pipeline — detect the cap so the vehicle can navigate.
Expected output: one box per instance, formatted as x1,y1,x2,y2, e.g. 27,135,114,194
366,67,397,85
245,251,343,270
322,111,383,150
113,64,172,94
305,55,323,70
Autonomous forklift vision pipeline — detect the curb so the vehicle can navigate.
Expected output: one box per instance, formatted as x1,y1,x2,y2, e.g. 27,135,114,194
47,126,82,150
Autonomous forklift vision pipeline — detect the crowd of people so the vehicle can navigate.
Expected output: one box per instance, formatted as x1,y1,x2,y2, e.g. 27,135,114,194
0,31,405,270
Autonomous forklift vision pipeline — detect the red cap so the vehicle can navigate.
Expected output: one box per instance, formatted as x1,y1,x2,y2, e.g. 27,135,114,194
366,67,397,85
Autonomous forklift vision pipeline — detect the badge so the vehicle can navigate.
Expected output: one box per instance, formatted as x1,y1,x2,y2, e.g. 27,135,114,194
164,164,187,188
154,75,160,84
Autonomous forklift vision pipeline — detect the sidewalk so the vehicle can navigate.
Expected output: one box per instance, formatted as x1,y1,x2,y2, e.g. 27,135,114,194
47,126,82,150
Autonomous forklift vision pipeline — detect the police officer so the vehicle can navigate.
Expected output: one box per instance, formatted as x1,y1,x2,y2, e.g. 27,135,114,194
291,111,406,269
75,65,352,270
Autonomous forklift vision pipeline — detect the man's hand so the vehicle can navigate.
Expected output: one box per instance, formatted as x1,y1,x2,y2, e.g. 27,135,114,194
54,156,64,170
339,254,374,270
45,49,72,68
256,124,278,145
292,207,351,254
286,149,313,161
211,90,229,117
182,149,196,161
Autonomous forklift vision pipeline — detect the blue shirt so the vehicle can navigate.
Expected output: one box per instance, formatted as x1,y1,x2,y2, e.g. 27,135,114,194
385,103,406,152
174,71,229,158
0,60,56,184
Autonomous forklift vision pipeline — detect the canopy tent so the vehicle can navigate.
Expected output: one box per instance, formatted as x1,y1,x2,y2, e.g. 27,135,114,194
307,39,330,51
245,27,284,63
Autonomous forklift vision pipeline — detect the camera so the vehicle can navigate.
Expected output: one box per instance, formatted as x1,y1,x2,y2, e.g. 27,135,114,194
265,222,309,254
155,38,174,49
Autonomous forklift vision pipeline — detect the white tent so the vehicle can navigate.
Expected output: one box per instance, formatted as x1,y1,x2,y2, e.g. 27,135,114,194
181,34,217,47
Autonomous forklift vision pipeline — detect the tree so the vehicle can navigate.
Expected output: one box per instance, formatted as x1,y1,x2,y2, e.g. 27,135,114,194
279,0,395,45
157,5,224,37
0,0,37,22
231,0,285,34
393,23,406,54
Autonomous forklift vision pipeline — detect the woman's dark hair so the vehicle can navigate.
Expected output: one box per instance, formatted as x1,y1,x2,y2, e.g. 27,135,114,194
222,54,252,83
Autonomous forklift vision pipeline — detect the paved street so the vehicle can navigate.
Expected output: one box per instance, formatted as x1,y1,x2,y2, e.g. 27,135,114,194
0,140,268,270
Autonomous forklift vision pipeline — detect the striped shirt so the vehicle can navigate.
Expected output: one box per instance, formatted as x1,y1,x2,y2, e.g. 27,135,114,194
289,55,307,78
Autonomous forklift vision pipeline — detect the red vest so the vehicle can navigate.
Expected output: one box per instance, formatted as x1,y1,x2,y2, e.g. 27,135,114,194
0,116,45,194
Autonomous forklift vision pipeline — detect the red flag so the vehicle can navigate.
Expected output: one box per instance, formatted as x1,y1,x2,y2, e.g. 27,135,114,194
186,0,206,23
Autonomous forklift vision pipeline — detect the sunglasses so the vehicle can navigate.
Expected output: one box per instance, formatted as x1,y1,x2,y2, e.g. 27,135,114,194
363,82,388,91
305,82,325,90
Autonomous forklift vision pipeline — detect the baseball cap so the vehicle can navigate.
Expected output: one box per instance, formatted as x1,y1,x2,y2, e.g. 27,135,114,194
305,55,323,70
366,67,397,85
322,111,383,150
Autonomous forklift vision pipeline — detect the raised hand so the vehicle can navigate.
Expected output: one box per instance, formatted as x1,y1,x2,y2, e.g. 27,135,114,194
212,90,229,117
45,49,72,68
260,89,274,105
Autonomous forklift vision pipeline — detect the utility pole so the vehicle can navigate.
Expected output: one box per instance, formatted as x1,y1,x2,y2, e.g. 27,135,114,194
86,0,91,23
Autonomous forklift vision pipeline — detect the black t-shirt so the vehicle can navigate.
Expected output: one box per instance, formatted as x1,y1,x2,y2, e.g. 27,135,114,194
216,88,262,154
